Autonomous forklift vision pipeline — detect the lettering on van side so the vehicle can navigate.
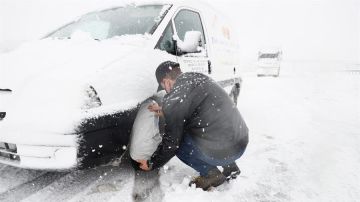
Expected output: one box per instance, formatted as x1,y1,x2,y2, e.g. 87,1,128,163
182,59,208,74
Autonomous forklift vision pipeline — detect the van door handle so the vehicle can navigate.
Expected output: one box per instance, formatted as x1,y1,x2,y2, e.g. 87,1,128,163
208,60,212,74
0,112,6,119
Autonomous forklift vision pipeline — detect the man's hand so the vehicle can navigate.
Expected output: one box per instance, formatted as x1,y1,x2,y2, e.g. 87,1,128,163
148,103,163,117
137,159,151,171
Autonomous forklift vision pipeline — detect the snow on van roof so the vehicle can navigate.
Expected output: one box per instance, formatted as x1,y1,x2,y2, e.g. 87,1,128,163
75,0,214,13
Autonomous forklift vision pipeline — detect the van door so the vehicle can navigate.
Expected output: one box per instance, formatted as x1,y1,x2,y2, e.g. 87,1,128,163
173,9,210,75
155,8,210,75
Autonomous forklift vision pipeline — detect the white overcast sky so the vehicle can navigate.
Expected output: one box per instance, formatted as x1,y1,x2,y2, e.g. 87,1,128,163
0,0,359,63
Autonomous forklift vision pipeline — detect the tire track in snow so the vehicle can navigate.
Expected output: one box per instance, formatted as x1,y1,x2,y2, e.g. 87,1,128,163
20,167,117,202
0,164,9,173
67,165,135,202
0,152,162,202
22,154,137,202
0,164,6,171
132,169,163,202
0,166,46,193
0,172,68,202
65,153,135,202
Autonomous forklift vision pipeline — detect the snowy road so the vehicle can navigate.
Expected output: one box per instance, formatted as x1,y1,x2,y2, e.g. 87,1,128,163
0,70,359,202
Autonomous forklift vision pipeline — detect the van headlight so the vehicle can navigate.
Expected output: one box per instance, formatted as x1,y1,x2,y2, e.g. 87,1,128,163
83,86,102,109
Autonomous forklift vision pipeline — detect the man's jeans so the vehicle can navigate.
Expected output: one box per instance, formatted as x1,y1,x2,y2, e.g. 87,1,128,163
175,134,245,176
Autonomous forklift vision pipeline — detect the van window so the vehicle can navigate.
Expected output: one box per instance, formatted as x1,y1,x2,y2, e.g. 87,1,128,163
155,23,176,55
174,9,206,47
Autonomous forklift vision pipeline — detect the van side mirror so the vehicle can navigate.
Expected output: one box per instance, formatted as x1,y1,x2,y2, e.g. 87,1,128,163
173,31,202,54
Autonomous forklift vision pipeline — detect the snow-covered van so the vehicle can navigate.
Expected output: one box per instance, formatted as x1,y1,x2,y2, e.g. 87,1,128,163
257,49,282,77
0,0,241,170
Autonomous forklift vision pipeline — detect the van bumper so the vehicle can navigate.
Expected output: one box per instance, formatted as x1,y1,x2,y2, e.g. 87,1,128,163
0,142,78,170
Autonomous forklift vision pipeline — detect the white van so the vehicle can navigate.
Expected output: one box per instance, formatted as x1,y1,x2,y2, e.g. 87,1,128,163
0,0,241,170
257,49,282,77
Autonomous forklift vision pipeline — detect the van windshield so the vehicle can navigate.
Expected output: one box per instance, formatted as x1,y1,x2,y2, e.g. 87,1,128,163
48,5,170,40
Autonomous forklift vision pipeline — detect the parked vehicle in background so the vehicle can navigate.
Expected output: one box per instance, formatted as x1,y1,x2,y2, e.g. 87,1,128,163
257,49,282,77
0,0,242,170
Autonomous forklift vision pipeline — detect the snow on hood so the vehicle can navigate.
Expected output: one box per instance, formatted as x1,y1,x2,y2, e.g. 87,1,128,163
0,36,159,142
0,34,171,144
0,34,151,87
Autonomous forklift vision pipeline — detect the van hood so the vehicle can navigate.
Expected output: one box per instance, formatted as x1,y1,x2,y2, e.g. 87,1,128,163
0,35,160,138
0,35,151,88
0,35,173,138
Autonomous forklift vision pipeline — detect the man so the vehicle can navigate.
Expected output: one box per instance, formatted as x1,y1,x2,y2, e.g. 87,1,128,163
137,61,249,190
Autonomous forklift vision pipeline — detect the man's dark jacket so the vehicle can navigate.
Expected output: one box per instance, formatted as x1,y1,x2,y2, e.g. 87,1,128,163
149,72,249,169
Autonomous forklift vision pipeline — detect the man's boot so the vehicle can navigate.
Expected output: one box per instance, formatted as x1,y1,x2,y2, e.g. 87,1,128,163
222,162,241,180
189,168,226,191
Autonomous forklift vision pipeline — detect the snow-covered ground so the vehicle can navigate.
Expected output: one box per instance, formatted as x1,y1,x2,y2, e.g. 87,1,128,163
1,67,359,202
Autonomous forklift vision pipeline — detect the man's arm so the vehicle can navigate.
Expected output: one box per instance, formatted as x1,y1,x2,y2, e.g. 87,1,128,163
147,81,192,169
149,104,187,168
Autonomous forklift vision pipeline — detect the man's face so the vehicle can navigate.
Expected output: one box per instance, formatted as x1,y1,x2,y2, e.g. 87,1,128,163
161,78,175,93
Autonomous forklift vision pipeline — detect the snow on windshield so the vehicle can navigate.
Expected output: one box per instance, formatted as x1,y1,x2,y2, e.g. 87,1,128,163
48,4,170,40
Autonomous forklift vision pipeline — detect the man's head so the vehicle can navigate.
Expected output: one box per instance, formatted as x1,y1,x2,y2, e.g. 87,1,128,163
155,61,182,93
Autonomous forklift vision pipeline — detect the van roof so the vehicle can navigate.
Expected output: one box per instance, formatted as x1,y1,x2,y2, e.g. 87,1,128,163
128,0,209,7
92,0,212,12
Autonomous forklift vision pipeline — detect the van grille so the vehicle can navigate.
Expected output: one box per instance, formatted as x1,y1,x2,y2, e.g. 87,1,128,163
0,142,20,162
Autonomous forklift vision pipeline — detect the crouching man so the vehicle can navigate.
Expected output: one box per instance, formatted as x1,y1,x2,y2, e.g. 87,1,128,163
137,61,249,191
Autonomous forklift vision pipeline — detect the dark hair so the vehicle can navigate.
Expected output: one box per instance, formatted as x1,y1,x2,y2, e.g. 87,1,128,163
155,61,182,83
166,66,182,81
